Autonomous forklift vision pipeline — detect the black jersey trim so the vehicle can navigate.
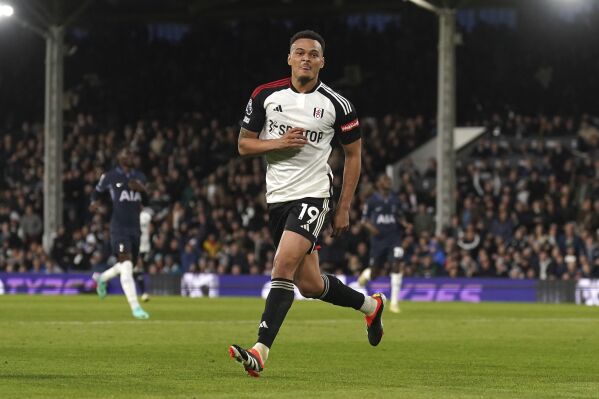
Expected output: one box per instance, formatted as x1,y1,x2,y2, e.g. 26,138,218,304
289,80,321,94
319,83,352,115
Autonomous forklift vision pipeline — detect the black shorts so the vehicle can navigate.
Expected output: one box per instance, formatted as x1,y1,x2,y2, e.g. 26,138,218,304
111,231,140,262
268,197,333,253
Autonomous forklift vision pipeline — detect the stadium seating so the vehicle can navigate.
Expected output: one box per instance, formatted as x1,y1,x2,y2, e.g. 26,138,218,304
0,111,597,280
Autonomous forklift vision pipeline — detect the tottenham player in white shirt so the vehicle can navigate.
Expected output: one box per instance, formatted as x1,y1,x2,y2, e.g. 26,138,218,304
229,30,386,377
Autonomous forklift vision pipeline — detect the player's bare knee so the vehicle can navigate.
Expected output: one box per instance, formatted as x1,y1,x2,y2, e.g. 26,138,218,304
272,255,301,279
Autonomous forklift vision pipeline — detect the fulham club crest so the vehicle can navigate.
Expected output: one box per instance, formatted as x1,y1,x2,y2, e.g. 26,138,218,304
313,107,324,119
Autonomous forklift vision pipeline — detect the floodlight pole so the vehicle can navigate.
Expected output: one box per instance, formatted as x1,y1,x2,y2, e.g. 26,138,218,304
407,0,457,235
436,9,457,236
43,25,64,254
6,12,64,253
7,0,93,254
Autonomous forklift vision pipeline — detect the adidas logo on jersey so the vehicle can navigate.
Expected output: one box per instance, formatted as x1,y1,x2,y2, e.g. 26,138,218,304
259,321,268,329
273,105,283,112
301,224,310,231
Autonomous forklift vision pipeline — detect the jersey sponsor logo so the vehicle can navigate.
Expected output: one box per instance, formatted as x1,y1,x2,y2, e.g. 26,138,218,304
341,118,359,133
376,214,396,224
119,190,142,202
273,104,283,112
313,107,324,119
267,119,324,143
245,99,253,115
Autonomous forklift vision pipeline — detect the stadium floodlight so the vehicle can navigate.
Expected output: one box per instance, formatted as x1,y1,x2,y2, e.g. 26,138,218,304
0,3,14,18
406,0,439,14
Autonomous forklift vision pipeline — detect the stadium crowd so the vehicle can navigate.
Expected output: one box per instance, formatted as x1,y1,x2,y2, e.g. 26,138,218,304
0,110,598,281
2,8,599,280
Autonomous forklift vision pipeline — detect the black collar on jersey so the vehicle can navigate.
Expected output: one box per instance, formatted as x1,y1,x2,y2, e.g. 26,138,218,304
289,79,321,94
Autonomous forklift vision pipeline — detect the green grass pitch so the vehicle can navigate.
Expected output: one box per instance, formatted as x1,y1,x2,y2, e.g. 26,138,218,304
1,295,598,398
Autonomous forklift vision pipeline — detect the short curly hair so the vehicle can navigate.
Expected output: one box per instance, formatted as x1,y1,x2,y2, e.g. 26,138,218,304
289,30,325,53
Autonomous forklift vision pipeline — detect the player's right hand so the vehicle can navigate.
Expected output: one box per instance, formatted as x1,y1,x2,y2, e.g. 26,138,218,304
277,128,308,149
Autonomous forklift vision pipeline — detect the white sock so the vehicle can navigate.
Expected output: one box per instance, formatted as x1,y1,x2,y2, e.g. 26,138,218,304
359,268,372,283
119,260,140,310
100,262,122,282
391,273,403,306
359,295,377,315
252,343,269,363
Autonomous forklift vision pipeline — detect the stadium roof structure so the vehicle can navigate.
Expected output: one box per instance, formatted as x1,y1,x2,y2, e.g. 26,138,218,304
11,0,529,27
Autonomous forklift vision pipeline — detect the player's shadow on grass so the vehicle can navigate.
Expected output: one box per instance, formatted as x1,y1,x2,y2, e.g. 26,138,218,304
220,370,300,380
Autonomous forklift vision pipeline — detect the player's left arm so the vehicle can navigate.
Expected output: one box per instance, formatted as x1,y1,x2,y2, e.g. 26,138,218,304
130,172,149,209
128,172,147,193
332,138,361,237
331,98,361,237
393,195,412,230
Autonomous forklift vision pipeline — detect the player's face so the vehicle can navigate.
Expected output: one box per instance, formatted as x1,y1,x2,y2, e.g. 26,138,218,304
118,149,133,168
377,175,391,191
287,39,324,83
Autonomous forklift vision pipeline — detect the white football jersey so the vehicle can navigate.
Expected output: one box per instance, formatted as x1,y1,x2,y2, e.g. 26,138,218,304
242,78,361,203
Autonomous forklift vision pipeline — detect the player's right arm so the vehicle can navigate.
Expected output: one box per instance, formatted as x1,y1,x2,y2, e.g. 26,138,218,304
238,88,307,157
362,220,380,236
89,172,109,212
238,127,307,157
361,197,380,236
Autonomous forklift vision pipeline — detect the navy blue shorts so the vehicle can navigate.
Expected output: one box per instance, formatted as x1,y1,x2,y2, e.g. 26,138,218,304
111,232,140,262
369,239,403,269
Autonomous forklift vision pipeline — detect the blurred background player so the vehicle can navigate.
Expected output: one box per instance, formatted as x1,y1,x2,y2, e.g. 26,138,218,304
136,207,153,302
90,148,150,319
359,173,405,313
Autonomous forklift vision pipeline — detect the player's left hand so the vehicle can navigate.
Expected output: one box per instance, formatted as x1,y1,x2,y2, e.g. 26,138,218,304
331,209,350,237
128,179,145,192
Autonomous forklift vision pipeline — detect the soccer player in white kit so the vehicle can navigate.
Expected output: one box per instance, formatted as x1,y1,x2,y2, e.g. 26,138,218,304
229,30,385,377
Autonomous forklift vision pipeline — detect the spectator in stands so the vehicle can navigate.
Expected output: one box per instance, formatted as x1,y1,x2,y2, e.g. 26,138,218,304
1,108,599,283
19,205,42,244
